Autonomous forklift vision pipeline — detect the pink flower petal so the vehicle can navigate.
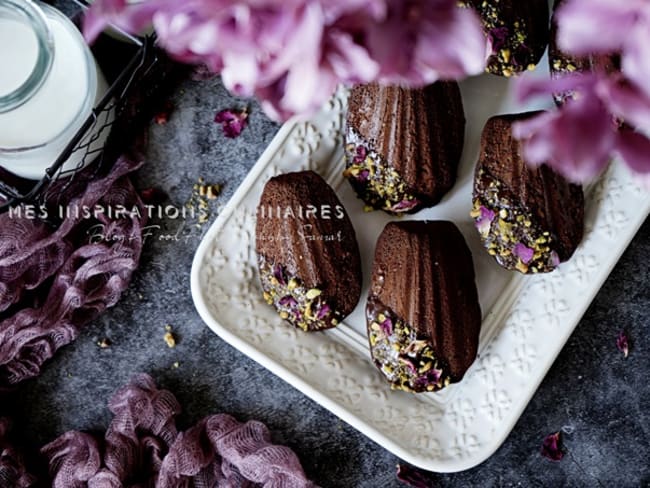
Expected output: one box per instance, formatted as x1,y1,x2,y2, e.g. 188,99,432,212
514,72,598,104
556,0,639,56
513,243,535,264
513,97,616,183
541,432,564,462
214,108,249,138
615,130,650,175
85,0,491,121
616,330,629,358
598,77,650,135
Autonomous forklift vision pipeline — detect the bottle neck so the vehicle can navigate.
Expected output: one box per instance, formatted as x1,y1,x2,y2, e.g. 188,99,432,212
0,0,55,114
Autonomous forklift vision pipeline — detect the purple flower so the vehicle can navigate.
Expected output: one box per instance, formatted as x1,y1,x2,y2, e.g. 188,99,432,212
513,74,616,182
215,108,249,138
556,0,650,100
513,243,535,265
84,0,488,121
541,432,565,462
513,0,650,184
616,330,629,358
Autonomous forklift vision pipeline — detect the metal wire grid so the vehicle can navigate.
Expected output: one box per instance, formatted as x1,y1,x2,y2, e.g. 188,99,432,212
0,6,158,215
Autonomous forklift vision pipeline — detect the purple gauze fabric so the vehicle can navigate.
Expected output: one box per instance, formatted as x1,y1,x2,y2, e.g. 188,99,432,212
0,418,35,487
0,156,146,391
42,374,317,488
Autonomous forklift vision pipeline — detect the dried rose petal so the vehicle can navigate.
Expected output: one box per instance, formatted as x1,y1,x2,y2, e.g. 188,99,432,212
513,243,535,264
426,367,442,383
396,463,434,487
489,26,509,51
475,206,496,235
380,317,393,335
399,357,417,374
353,146,367,163
541,432,564,462
154,101,174,125
316,303,331,320
391,199,419,212
215,108,249,138
550,251,561,267
272,265,286,286
140,187,167,205
279,296,298,309
617,331,629,358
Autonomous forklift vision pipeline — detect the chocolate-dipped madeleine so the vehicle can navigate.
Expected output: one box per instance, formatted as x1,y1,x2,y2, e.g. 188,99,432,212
367,221,481,393
256,171,362,331
462,0,549,77
549,0,618,105
471,113,584,274
344,82,465,214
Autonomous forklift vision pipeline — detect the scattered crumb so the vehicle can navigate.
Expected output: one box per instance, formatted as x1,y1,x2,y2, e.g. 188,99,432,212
185,177,223,229
97,338,111,349
137,293,144,300
165,324,172,331
164,331,177,348
172,361,180,369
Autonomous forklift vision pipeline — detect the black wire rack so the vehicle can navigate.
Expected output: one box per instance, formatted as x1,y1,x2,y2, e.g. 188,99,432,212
0,0,177,218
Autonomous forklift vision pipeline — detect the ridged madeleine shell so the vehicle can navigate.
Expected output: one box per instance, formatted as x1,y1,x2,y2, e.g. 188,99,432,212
369,221,481,381
347,82,465,206
473,113,584,264
255,171,362,322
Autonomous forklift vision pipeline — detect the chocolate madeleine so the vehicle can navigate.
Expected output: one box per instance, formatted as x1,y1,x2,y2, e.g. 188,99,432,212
549,0,618,105
471,113,584,274
256,171,362,331
462,0,549,77
344,82,465,214
367,221,481,393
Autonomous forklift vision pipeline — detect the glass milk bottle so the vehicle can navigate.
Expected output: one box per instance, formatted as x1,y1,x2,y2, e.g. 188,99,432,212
0,0,111,180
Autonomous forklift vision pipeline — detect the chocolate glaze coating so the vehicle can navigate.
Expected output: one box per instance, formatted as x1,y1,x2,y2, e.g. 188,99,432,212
345,82,465,213
472,113,584,273
368,221,481,390
256,171,362,330
462,0,549,77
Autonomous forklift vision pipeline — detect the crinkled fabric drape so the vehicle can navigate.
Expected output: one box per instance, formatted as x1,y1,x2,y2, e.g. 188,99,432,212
39,374,316,488
0,156,146,391
0,418,36,487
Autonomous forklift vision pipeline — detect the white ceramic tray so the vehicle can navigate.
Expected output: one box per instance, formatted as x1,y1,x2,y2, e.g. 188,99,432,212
191,72,650,471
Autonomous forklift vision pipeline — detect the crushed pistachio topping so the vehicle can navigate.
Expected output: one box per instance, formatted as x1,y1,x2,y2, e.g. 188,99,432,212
367,298,451,393
258,256,341,332
343,128,421,214
186,177,222,229
164,331,177,348
460,0,535,76
471,171,561,273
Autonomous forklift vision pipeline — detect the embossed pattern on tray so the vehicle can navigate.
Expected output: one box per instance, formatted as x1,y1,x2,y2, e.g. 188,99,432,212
191,81,650,472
